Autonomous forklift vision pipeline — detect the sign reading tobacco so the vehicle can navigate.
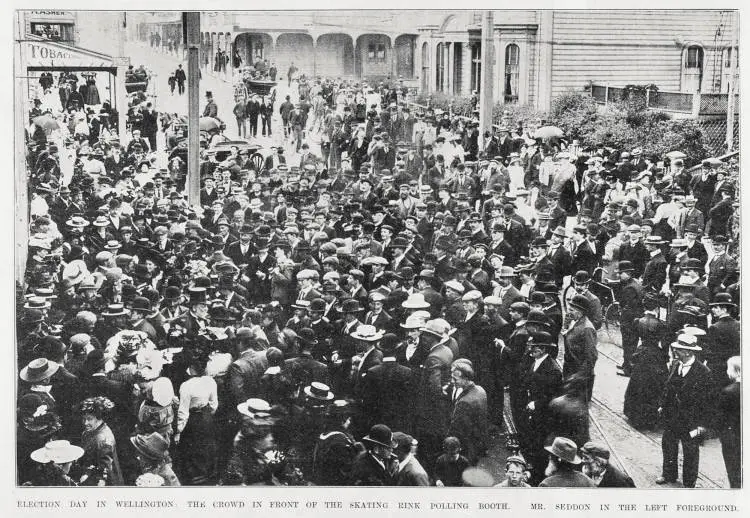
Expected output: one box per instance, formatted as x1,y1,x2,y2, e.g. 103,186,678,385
24,41,113,68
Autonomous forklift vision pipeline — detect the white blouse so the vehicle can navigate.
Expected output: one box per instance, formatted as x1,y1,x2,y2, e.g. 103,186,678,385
177,375,218,433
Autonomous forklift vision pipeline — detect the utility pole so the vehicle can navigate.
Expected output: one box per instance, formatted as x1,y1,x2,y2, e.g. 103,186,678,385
185,12,201,206
479,11,494,151
117,12,128,148
725,10,738,152
15,13,28,286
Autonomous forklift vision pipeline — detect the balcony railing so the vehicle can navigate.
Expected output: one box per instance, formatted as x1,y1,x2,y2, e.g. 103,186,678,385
590,83,739,117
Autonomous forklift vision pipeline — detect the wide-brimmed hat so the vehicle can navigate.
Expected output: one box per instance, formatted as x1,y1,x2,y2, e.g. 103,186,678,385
92,215,109,227
670,333,702,352
351,325,384,342
130,432,170,461
362,424,395,449
66,216,90,229
30,440,84,464
545,436,582,464
709,292,736,308
304,381,334,401
401,293,430,309
20,358,60,383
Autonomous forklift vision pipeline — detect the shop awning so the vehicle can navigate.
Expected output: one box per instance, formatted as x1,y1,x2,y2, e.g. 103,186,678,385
23,35,128,71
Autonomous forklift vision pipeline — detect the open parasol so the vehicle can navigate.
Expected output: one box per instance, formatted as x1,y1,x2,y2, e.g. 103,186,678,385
32,115,60,133
199,117,222,132
533,125,564,139
665,150,687,160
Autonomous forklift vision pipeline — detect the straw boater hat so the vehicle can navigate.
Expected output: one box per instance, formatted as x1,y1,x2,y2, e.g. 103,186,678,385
30,440,84,464
303,381,335,401
350,325,385,342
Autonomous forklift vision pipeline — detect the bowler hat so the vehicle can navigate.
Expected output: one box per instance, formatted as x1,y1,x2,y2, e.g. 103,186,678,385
338,299,364,314
362,424,395,448
709,292,736,308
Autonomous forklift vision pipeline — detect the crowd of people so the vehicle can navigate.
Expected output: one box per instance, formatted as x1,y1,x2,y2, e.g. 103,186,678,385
18,63,741,488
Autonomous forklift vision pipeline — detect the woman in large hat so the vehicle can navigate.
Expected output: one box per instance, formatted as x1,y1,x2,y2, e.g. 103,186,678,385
17,393,63,485
223,398,282,485
25,440,84,486
78,396,123,485
130,432,180,486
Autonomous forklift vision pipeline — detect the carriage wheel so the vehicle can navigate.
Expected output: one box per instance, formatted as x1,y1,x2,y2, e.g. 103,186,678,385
250,152,265,172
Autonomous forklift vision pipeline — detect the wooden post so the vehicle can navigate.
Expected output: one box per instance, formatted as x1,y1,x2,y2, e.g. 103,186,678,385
478,11,494,150
186,12,201,206
117,12,128,147
691,92,701,118
15,15,29,287
726,12,738,152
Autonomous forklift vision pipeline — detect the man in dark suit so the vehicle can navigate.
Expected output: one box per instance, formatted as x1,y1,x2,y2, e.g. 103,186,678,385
494,267,524,323
264,147,286,172
656,335,713,488
362,292,395,333
642,235,668,292
570,225,598,275
361,334,413,433
571,271,603,330
228,330,269,404
581,442,636,487
200,177,218,207
520,332,563,485
282,328,330,392
351,326,384,396
392,432,430,486
448,360,488,465
246,95,261,137
706,293,740,389
706,235,737,296
416,270,444,318
563,295,598,401
619,225,650,278
452,290,489,369
488,224,518,268
224,224,256,266
616,261,644,377
547,226,573,284
350,424,397,485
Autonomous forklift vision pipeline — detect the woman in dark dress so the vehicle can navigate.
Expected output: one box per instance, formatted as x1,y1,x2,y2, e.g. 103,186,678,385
79,396,124,485
718,356,741,488
623,301,669,430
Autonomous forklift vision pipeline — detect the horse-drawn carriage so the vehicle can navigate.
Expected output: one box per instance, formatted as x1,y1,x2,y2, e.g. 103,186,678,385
125,65,150,94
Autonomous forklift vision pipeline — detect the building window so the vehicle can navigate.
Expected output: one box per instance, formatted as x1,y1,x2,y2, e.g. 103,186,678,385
504,43,520,103
681,44,704,93
436,43,445,91
721,47,739,93
368,43,386,62
30,22,75,42
471,43,482,94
